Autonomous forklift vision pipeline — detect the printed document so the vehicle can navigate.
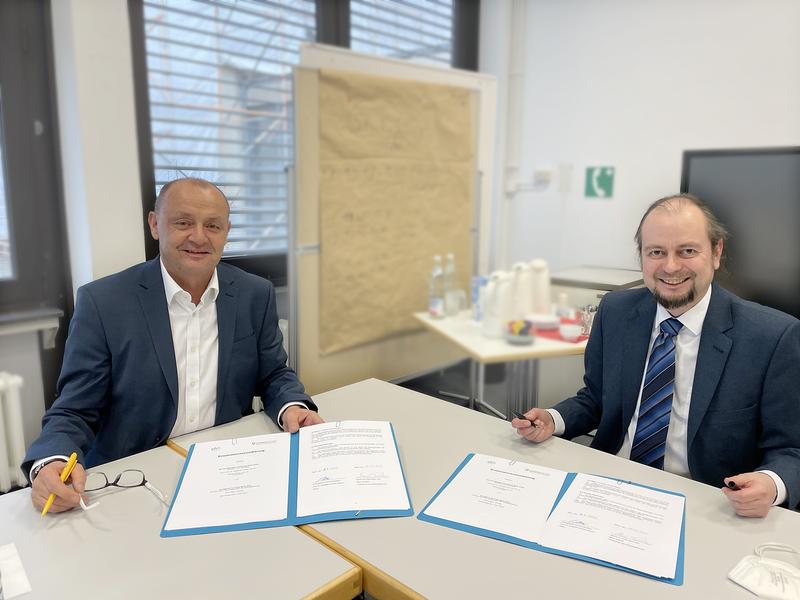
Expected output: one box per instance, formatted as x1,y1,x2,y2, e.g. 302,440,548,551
164,433,291,531
538,473,684,579
162,421,412,536
423,453,567,543
419,455,685,581
296,420,411,517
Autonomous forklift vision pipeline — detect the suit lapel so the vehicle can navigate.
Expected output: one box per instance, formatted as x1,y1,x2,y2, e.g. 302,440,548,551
136,258,179,408
687,285,733,451
215,265,237,421
620,293,658,433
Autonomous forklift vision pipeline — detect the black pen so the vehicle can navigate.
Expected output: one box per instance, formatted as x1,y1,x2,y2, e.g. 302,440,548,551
726,480,741,491
512,410,538,426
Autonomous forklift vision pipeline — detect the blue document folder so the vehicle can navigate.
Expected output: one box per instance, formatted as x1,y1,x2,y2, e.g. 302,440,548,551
161,423,414,537
418,453,685,585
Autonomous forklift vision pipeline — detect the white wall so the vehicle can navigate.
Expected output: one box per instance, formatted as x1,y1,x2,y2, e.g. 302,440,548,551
51,0,145,292
0,332,47,452
481,0,800,273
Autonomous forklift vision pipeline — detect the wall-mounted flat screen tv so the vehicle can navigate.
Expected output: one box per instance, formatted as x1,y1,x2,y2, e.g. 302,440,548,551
681,147,800,319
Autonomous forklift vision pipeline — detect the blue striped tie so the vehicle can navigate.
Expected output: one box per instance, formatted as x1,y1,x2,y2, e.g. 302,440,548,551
630,317,683,469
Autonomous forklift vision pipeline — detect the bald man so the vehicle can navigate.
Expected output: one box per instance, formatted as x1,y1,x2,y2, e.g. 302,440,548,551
513,194,800,517
24,178,322,513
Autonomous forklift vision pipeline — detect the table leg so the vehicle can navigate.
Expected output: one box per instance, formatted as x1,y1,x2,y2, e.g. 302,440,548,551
515,361,528,417
530,359,539,410
469,359,476,410
506,362,514,420
474,362,506,419
518,359,540,415
477,362,484,407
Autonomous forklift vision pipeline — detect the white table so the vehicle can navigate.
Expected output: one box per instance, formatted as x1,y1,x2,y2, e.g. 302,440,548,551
170,379,800,599
413,311,586,418
0,445,360,599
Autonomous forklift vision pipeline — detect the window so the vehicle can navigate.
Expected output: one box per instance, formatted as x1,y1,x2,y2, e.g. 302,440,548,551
0,0,71,406
133,0,475,284
0,89,12,281
0,0,68,312
140,0,316,265
351,0,454,67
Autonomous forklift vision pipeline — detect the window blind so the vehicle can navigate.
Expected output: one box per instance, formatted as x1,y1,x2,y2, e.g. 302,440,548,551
350,0,454,67
143,0,316,257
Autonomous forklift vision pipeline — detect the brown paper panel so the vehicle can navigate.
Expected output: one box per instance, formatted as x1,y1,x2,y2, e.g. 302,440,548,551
318,69,474,354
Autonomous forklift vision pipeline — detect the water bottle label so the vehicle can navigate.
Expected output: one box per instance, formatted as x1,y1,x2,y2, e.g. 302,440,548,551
471,275,488,321
428,297,445,318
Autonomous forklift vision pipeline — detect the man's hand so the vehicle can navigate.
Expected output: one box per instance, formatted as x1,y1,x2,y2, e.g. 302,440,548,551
722,472,777,518
511,408,555,443
31,461,86,514
282,406,324,433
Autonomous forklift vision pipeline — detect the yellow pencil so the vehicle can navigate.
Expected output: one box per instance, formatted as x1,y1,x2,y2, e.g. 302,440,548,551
41,452,79,517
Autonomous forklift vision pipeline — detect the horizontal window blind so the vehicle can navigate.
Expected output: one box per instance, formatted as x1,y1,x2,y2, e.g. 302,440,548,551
142,0,316,257
351,0,454,66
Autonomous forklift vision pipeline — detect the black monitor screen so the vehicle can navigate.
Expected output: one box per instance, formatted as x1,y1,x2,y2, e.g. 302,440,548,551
681,148,800,319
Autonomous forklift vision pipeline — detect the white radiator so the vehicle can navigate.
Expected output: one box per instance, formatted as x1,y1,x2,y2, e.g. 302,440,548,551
0,372,26,492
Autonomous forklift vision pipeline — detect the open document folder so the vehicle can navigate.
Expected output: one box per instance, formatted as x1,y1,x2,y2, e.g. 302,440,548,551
419,453,685,585
161,421,413,537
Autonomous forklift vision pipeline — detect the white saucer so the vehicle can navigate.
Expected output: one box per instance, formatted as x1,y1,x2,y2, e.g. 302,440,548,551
525,313,560,330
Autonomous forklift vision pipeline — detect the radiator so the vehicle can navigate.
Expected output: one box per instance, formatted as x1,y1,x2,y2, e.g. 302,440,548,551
0,372,26,492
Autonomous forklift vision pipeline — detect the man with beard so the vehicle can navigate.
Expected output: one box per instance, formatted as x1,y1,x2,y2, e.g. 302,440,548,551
512,194,800,516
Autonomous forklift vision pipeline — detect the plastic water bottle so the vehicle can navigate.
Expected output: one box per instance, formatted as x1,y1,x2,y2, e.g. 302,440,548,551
444,253,458,316
471,275,488,321
428,255,445,318
556,291,574,319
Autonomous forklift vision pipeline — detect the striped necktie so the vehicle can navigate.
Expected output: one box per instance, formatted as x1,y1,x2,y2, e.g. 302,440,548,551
630,317,684,469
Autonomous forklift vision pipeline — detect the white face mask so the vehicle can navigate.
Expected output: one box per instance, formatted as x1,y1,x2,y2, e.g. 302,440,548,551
729,544,800,600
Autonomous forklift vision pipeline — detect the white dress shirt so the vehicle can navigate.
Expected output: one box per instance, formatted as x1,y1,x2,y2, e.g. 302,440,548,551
616,285,711,476
30,261,307,480
160,260,306,436
161,261,220,437
549,285,786,505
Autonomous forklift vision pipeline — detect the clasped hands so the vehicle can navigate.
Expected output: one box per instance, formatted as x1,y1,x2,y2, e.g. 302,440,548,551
510,409,777,518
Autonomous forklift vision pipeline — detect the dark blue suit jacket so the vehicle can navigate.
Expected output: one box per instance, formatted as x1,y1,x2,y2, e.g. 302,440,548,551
23,258,315,473
553,283,800,509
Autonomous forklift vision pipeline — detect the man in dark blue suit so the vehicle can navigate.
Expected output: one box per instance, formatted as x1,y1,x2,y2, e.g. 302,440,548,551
513,194,800,516
24,177,322,513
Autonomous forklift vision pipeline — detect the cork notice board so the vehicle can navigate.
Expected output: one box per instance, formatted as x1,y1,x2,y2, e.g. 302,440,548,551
318,69,475,354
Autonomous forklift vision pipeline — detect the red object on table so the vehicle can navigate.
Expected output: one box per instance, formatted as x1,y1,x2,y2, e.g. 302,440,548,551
533,316,588,343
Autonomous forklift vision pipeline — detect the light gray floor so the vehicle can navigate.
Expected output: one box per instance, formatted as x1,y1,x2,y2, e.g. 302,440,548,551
399,359,594,447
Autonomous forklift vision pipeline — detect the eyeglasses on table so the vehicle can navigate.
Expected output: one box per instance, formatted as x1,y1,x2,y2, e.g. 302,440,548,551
79,469,168,510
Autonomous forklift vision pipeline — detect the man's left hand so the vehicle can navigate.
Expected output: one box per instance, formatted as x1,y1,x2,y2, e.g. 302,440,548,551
722,472,777,518
282,406,324,433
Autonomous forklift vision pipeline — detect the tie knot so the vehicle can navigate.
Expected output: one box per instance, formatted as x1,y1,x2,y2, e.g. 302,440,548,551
660,318,683,337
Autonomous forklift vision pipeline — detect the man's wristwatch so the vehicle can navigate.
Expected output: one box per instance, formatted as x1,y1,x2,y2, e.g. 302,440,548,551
31,457,67,482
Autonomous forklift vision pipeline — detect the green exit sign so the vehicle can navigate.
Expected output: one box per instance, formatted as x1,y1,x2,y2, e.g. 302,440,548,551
585,166,615,198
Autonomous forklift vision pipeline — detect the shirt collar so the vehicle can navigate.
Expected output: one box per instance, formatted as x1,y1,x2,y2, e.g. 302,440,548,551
160,258,219,307
655,283,712,337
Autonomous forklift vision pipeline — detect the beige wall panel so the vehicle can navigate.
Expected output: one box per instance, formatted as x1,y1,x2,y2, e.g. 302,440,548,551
295,68,320,247
297,253,464,395
294,67,472,393
318,70,475,354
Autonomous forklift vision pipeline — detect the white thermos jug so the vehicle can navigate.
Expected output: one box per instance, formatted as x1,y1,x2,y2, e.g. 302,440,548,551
482,270,514,338
511,262,533,319
530,259,552,315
